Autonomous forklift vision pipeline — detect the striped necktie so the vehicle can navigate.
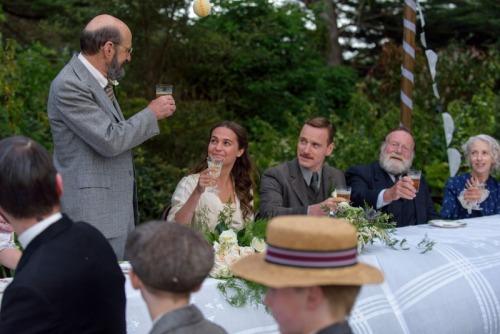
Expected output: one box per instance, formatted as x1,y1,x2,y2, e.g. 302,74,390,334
104,83,115,102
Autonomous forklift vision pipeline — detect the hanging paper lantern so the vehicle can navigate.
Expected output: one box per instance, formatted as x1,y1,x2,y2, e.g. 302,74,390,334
193,0,211,17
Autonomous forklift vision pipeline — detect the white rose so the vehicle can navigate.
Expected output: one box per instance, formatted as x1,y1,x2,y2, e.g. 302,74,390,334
239,246,255,258
219,229,238,245
214,251,227,265
251,237,266,253
210,263,232,278
217,264,233,278
224,251,241,267
229,244,240,255
209,263,221,278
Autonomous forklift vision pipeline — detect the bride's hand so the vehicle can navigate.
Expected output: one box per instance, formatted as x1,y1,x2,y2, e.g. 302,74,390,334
196,168,217,193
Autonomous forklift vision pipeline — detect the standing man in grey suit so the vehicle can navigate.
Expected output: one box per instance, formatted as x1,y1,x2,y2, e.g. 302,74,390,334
47,14,176,259
259,117,346,218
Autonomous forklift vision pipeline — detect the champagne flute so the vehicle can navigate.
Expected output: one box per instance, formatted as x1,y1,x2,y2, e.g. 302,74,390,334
206,157,223,193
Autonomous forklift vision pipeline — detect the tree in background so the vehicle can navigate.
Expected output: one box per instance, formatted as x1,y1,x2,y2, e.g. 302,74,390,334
0,36,61,148
0,0,498,220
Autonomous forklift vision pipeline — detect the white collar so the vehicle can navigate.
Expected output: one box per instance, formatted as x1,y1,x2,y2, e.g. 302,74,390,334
77,53,109,89
18,212,63,249
299,165,322,186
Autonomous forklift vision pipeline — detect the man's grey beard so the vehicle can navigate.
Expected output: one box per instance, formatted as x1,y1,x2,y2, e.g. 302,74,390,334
108,53,125,81
379,150,414,175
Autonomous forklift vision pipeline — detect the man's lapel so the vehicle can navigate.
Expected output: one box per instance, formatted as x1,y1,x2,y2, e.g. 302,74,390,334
289,159,309,206
70,55,124,122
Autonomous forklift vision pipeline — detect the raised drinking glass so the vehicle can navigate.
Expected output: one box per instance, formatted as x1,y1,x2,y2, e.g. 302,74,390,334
206,157,223,193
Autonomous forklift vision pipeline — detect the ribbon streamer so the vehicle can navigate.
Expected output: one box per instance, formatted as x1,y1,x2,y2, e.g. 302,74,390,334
416,1,458,175
447,148,461,177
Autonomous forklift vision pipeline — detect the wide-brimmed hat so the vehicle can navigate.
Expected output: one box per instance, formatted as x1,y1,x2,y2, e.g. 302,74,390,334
231,216,383,288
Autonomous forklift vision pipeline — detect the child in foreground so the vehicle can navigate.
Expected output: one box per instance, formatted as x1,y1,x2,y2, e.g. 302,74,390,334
125,221,227,334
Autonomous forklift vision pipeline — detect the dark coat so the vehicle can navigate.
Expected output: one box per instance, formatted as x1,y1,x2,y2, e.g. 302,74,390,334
346,161,440,227
0,215,126,333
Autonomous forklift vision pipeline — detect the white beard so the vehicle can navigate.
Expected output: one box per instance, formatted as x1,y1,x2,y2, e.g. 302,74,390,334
379,152,413,175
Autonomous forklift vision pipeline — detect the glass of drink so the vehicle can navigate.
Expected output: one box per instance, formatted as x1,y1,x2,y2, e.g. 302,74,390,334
408,169,421,192
470,181,488,210
206,156,223,193
335,186,351,202
156,84,173,98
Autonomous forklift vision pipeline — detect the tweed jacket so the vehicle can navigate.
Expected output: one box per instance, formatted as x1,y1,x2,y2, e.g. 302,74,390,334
47,54,159,240
317,322,353,334
149,304,227,334
259,158,346,218
0,215,126,333
346,160,440,227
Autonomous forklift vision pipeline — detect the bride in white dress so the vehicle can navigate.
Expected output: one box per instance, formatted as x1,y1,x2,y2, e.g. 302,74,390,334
167,121,256,231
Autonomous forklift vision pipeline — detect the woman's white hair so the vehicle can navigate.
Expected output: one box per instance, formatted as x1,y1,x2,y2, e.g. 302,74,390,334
462,134,500,173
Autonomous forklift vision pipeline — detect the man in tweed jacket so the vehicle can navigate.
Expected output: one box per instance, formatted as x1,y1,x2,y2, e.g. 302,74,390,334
259,117,346,218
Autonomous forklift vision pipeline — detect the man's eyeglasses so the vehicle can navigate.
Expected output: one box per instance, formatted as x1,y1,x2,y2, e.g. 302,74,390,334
114,43,133,55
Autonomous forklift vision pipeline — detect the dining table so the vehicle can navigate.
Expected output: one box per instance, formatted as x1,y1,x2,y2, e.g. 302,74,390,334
125,214,500,334
0,215,499,333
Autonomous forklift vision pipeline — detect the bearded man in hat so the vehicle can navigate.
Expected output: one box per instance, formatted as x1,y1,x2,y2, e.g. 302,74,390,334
232,216,383,334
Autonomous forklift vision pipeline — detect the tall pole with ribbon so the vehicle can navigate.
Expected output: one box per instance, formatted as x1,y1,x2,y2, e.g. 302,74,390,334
400,0,416,130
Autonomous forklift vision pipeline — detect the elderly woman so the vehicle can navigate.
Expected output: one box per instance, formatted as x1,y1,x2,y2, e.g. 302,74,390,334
167,121,255,231
441,134,500,219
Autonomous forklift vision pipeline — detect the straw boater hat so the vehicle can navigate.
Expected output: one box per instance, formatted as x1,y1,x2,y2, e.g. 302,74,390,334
231,216,383,287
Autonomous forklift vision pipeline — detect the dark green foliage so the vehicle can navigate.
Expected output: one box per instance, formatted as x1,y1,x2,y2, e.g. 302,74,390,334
0,38,60,148
0,0,498,222
134,146,184,221
217,277,267,309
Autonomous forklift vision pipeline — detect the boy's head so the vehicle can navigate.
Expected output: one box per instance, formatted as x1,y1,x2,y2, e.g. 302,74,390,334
232,216,383,333
125,221,214,293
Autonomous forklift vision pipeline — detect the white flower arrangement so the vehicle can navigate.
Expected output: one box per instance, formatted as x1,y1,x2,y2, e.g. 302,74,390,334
194,203,268,308
195,201,435,309
210,229,266,279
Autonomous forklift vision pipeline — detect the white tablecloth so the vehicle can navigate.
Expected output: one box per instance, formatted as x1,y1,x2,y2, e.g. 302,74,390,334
126,215,500,334
126,275,278,334
1,215,498,333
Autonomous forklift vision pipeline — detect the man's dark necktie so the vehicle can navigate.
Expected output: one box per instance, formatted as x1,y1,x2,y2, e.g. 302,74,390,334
105,83,115,102
310,172,319,195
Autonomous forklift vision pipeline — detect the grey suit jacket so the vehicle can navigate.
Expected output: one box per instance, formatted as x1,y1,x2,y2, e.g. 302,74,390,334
259,158,346,218
47,54,159,241
317,322,353,334
149,305,227,334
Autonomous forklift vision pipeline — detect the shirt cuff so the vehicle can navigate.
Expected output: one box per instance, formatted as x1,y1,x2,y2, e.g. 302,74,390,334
377,190,389,209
